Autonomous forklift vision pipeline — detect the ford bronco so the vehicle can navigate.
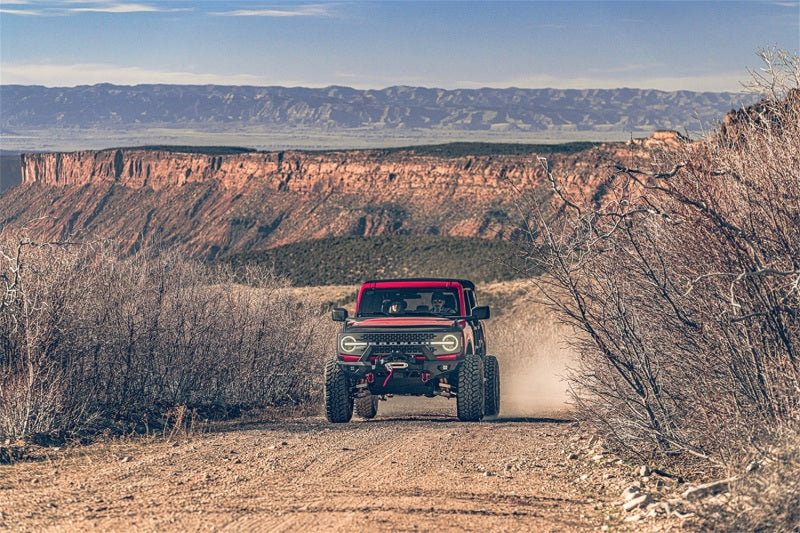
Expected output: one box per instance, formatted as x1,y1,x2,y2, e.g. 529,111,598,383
325,278,499,422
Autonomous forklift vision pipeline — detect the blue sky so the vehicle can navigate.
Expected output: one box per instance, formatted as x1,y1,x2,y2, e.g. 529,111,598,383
0,1,797,91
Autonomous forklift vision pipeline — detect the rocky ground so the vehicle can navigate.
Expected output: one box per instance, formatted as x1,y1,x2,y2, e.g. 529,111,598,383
0,397,706,532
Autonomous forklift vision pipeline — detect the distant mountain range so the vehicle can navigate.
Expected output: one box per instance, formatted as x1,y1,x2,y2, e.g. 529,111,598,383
0,84,756,151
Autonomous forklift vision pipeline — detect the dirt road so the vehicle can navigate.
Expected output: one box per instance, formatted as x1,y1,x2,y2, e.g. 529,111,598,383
0,398,644,532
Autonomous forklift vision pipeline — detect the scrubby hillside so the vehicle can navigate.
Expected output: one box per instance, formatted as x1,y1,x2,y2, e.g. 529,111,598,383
221,235,538,286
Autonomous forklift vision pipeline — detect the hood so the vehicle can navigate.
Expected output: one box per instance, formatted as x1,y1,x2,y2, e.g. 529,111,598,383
348,317,456,328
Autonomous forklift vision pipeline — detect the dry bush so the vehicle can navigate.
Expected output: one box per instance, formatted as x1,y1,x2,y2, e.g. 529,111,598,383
528,48,799,456
521,49,798,527
688,410,800,531
0,238,334,440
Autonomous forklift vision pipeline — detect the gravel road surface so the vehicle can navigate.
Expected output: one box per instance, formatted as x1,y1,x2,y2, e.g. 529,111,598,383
0,398,641,531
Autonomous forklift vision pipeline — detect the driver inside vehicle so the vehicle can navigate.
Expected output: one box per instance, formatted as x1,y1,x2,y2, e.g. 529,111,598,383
431,292,456,314
386,300,407,315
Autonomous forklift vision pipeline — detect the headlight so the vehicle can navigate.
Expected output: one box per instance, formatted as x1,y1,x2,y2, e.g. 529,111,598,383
431,333,461,353
339,335,368,354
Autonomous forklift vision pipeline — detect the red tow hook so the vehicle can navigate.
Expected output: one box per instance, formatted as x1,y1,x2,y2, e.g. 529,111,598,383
421,372,431,383
382,368,394,387
366,372,375,384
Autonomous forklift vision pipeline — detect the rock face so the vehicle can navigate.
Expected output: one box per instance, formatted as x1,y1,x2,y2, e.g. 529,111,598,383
628,130,688,150
1,141,662,259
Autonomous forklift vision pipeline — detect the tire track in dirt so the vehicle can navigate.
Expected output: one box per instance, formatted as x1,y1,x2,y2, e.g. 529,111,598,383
1,404,634,532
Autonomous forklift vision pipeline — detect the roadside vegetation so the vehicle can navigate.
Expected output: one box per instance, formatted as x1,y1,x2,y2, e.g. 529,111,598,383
526,49,799,529
0,239,334,443
221,235,538,286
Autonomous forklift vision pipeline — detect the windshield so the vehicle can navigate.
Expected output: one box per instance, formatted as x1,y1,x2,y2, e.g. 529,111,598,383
358,288,460,317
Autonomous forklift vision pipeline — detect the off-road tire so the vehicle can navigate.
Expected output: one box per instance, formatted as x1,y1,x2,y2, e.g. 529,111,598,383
484,355,500,417
355,395,379,419
457,354,485,421
324,358,353,423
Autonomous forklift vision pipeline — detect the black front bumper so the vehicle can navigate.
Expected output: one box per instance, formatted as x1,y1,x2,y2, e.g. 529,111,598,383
338,349,462,396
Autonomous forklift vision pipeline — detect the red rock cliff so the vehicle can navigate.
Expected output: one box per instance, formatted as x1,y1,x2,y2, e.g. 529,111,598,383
8,143,656,258
22,148,554,194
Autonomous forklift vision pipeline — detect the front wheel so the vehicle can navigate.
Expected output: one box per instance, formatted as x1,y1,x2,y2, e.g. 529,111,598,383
484,355,500,417
456,354,485,421
355,395,379,419
324,358,353,423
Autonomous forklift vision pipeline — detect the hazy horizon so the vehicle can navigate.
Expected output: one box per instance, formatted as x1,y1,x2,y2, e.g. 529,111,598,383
0,80,759,93
1,1,798,92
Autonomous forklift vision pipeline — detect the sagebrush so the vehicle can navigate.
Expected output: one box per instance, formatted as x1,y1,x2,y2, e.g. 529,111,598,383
0,239,334,440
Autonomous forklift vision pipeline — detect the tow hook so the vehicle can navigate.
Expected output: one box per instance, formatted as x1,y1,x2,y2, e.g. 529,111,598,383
354,379,369,398
421,372,431,383
437,377,453,398
365,372,375,384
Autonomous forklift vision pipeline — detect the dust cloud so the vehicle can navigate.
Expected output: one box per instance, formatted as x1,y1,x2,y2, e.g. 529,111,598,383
378,314,578,420
492,317,576,419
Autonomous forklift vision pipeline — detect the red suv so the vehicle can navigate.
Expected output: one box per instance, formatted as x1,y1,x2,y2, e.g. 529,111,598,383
325,278,499,422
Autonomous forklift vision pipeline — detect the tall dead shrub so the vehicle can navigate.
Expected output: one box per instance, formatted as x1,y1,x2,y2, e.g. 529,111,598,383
0,238,334,440
525,49,799,462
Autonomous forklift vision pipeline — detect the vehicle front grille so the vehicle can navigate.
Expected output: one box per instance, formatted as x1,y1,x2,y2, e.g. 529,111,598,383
362,332,436,345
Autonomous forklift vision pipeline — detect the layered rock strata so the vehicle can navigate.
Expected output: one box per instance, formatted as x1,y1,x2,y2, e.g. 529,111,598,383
4,141,662,258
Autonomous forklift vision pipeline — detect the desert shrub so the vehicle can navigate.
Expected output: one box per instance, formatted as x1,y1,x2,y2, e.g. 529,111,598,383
686,408,800,531
386,141,601,158
0,238,334,440
134,146,256,155
523,49,799,526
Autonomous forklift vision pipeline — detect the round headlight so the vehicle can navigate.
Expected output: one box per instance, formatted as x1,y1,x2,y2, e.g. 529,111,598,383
340,335,367,353
440,334,459,352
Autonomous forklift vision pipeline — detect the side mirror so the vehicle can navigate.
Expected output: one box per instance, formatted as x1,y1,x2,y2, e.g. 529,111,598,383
332,308,348,322
471,306,490,320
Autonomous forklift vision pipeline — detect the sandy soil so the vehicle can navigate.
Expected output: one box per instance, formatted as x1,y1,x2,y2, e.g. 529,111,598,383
0,396,677,532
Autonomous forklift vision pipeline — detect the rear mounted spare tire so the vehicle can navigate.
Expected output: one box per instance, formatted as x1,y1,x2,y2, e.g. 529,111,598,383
355,395,379,419
456,354,485,421
325,358,353,423
484,355,500,417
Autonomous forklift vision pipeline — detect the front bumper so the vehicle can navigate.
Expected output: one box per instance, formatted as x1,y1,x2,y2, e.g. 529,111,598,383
338,347,462,396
